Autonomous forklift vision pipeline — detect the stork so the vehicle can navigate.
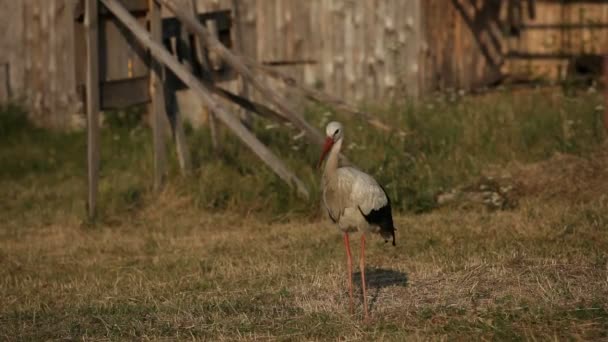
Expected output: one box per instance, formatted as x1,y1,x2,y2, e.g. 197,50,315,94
317,121,396,321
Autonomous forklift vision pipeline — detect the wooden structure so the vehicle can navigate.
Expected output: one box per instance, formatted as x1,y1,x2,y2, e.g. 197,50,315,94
81,0,406,218
423,0,608,91
80,0,309,218
3,1,608,127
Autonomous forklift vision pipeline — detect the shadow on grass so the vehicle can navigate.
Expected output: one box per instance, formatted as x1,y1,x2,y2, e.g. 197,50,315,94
353,267,408,314
353,267,408,289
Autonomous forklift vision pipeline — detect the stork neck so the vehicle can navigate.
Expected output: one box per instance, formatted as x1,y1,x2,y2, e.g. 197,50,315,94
323,137,342,177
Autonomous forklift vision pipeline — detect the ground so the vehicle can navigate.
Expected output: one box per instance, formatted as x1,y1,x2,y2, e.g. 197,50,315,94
1,91,608,340
2,172,608,340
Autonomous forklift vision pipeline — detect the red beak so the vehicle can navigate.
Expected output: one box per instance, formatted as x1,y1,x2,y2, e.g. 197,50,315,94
317,137,334,169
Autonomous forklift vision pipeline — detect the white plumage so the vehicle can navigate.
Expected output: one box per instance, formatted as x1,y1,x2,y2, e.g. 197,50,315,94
317,121,396,321
322,166,389,233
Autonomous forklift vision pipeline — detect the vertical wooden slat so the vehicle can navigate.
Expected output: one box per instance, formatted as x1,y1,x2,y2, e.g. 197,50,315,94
189,0,220,149
343,0,354,102
166,0,193,175
150,0,167,191
332,1,345,100
306,0,318,87
85,0,100,219
319,0,332,94
604,54,608,133
364,0,377,100
231,0,253,128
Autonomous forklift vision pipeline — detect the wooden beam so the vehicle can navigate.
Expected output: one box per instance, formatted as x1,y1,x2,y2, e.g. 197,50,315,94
85,0,101,219
149,0,167,191
159,0,326,147
604,55,608,133
210,85,290,125
187,0,219,151
245,59,408,138
231,0,254,128
100,0,309,199
166,1,192,175
75,0,149,20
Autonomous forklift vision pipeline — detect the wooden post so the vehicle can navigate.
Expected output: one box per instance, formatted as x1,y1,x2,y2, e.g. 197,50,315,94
187,0,219,151
85,0,100,219
231,0,253,128
604,55,608,133
100,0,310,199
149,0,167,190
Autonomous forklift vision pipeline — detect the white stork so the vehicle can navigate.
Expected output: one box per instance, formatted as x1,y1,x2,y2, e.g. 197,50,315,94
317,121,396,321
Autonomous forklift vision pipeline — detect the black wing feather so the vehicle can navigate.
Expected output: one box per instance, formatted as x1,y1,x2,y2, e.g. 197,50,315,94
358,186,396,246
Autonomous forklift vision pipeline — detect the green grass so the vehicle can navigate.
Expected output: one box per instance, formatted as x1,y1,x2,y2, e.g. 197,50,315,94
0,89,607,340
4,87,605,219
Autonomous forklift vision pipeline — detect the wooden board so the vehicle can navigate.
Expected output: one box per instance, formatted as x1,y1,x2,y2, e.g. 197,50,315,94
74,0,149,20
150,0,167,191
85,0,101,219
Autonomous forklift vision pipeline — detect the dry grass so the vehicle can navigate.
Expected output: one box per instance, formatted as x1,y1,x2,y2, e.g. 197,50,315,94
1,183,608,340
1,91,608,340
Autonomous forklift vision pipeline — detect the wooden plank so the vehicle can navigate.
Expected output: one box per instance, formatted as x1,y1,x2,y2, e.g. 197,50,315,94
77,76,150,110
85,0,101,219
167,0,194,174
75,0,149,20
102,76,150,108
231,0,253,128
100,0,309,199
159,0,325,147
188,0,219,151
210,85,289,124
150,0,167,191
100,15,149,81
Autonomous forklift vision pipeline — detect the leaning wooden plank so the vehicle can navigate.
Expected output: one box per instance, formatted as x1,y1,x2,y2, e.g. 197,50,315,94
159,0,325,147
85,0,100,219
100,0,309,199
149,0,167,190
244,59,408,138
209,85,290,124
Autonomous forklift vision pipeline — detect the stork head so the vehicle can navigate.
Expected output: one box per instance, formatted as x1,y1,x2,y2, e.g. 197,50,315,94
317,121,343,168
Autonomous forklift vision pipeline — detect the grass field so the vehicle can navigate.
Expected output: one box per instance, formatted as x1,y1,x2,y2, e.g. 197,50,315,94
1,89,608,340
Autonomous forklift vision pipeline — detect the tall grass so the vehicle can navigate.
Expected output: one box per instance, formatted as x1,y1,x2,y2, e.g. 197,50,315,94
0,88,605,221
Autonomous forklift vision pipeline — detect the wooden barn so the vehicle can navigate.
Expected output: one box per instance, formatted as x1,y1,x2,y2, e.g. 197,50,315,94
1,0,608,129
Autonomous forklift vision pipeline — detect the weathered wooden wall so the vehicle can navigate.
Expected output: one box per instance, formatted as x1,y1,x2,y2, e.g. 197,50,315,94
0,0,81,128
421,0,505,93
4,0,608,129
421,0,608,93
192,0,421,103
508,0,608,81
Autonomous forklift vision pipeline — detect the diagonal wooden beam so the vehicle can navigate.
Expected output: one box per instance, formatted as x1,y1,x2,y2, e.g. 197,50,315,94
209,85,290,125
100,0,309,199
158,0,326,147
245,59,409,137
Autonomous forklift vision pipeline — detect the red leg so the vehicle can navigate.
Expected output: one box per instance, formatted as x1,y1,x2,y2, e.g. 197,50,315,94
343,233,354,314
360,234,369,321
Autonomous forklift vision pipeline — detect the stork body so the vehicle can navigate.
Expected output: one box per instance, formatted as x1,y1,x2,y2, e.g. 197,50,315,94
318,121,395,321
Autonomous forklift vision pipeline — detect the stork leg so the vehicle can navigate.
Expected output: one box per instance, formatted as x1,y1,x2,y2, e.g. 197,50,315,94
343,232,354,314
360,233,369,321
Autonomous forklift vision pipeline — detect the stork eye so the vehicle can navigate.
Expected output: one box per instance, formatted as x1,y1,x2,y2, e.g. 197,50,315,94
333,129,340,136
